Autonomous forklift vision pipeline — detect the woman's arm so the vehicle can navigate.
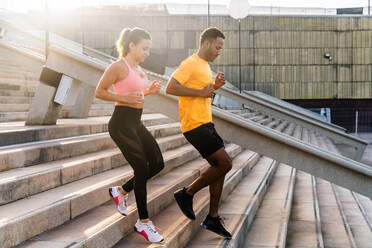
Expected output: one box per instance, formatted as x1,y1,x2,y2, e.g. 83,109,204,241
95,63,143,105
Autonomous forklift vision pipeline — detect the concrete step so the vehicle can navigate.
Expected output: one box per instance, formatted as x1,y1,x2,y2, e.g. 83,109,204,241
13,144,244,248
0,111,28,122
59,109,114,118
266,119,281,129
0,122,183,172
0,69,40,78
0,96,32,104
0,103,30,112
331,185,372,248
0,114,176,146
282,122,296,136
248,114,266,122
87,109,114,117
256,116,274,126
90,104,115,110
0,78,39,88
273,120,289,133
0,83,20,90
353,193,372,233
286,171,324,248
241,164,295,248
114,148,260,248
0,72,39,81
240,112,258,119
0,89,34,97
319,136,372,247
316,178,358,247
61,103,115,113
0,132,193,205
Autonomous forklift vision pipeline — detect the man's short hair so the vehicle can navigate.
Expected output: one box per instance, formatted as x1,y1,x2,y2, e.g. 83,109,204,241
200,27,225,45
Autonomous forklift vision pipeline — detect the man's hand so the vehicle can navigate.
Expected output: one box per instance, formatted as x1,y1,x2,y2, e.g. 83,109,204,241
213,72,225,90
199,85,215,98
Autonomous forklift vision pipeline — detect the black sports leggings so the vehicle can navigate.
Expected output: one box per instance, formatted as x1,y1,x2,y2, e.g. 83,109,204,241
108,106,164,219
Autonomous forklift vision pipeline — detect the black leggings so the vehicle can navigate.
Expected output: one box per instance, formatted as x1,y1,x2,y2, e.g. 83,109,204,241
108,106,164,219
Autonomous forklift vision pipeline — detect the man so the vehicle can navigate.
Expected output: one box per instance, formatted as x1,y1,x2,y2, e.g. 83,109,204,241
166,27,232,239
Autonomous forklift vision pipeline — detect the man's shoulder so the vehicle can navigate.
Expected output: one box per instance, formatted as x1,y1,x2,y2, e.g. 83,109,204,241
180,54,198,66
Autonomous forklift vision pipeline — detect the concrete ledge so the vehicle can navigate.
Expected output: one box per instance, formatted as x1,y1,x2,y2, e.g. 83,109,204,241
218,87,368,161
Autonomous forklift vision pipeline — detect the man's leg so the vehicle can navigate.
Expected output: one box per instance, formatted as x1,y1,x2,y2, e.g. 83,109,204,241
186,147,232,197
209,176,225,217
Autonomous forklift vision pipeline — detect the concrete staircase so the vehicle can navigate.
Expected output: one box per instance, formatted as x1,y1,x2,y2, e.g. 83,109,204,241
0,59,116,122
0,112,257,248
0,110,368,248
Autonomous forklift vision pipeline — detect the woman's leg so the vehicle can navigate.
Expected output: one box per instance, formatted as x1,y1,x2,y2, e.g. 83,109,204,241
136,123,164,178
108,122,150,220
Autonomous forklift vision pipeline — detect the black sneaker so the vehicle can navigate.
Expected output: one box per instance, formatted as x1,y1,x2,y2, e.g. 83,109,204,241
174,187,195,220
202,215,232,239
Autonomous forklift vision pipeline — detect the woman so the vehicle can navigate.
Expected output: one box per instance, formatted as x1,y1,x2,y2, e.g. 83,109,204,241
95,27,164,243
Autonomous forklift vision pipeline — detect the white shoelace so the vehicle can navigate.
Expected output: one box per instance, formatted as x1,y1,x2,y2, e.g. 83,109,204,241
119,194,128,207
143,221,161,234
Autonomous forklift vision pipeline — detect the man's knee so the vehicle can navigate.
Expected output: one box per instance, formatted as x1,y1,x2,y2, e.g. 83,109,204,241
220,157,232,173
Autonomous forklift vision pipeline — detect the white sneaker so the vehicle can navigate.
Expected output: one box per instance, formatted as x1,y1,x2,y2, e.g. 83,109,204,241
109,186,128,216
134,219,164,243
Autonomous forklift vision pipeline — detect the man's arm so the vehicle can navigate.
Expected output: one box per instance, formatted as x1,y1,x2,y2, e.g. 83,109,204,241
166,77,214,98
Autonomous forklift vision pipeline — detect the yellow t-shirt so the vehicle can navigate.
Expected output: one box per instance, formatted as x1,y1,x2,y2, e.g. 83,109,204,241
172,54,213,133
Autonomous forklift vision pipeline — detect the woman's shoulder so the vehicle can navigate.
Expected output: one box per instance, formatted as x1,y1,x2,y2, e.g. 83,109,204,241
108,59,129,74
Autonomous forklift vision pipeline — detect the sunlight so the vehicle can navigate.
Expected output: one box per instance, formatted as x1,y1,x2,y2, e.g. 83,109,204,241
3,0,86,12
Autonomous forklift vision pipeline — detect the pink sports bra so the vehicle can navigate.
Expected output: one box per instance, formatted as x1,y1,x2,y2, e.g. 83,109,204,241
113,58,148,96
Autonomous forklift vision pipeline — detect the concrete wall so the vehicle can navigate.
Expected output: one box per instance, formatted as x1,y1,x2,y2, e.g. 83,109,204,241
25,9,372,100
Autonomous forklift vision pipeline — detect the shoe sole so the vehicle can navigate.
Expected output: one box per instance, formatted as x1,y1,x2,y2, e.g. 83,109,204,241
108,188,128,216
134,226,164,243
174,192,196,220
201,224,232,239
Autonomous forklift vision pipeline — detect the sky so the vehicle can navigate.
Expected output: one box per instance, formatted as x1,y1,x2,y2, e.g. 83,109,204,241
1,0,370,12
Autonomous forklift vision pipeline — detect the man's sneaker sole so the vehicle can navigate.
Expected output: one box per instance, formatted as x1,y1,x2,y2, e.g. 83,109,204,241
174,191,196,220
201,223,232,239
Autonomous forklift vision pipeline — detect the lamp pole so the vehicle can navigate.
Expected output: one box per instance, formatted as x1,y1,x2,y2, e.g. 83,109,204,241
238,18,241,92
228,0,250,93
45,0,49,59
207,0,210,27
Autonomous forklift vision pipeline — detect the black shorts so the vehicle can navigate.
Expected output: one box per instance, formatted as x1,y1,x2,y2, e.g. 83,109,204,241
183,122,225,159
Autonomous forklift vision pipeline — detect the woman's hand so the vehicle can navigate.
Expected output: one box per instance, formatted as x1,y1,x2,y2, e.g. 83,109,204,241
121,92,144,105
148,80,162,94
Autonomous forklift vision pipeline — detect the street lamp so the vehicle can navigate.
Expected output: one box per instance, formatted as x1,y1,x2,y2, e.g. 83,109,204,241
228,0,250,93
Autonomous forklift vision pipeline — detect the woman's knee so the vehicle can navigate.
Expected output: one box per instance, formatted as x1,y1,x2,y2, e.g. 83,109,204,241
149,158,164,178
157,158,165,172
133,166,149,183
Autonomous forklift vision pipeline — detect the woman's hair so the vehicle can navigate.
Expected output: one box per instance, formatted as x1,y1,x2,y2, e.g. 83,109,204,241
116,27,151,59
